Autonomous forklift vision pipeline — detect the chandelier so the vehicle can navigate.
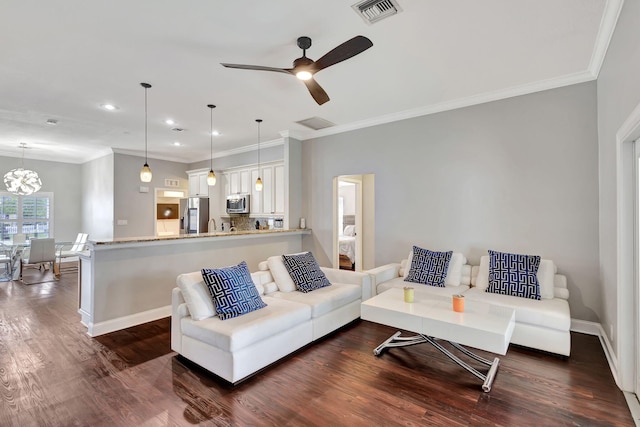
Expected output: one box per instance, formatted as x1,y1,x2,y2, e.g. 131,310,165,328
4,143,42,195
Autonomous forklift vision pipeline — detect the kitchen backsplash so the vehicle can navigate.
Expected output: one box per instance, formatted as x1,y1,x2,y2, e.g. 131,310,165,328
221,215,284,231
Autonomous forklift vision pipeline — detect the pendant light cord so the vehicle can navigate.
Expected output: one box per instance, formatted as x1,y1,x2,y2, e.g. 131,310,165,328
256,119,262,170
208,104,216,170
144,86,148,164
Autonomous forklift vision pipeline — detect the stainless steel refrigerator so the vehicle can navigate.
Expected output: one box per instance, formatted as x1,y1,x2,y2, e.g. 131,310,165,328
180,197,209,234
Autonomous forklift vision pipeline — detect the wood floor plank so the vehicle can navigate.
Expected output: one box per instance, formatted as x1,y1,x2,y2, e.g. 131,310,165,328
0,273,634,426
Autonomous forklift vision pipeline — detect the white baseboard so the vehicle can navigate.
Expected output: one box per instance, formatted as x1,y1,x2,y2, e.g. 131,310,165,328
571,318,620,388
86,305,171,337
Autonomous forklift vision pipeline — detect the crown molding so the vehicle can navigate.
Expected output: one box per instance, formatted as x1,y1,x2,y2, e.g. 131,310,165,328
278,130,307,141
588,0,624,78
208,138,284,160
301,70,596,141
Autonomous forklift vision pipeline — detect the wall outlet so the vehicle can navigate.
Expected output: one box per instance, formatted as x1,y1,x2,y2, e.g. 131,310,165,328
139,186,149,193
117,219,127,226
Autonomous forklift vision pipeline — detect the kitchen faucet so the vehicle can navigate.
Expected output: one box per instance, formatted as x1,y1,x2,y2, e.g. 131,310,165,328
208,218,217,232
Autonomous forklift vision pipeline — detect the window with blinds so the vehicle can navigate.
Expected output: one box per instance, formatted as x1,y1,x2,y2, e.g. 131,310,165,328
0,192,53,242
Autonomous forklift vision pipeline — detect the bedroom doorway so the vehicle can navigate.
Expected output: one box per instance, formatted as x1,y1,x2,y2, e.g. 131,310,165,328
332,174,375,272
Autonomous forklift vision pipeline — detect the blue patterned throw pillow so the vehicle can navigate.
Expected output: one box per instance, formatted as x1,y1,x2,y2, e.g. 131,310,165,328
281,252,331,293
201,261,267,320
486,250,541,300
404,246,452,287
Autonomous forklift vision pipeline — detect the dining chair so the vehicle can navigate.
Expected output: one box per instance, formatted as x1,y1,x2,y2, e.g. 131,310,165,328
20,238,58,284
57,233,88,273
0,244,15,282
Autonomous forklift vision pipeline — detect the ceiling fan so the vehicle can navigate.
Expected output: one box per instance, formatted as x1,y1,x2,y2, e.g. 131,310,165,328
221,35,373,105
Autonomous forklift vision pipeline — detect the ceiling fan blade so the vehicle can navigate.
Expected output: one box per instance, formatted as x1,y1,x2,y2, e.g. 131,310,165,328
303,78,330,105
312,36,373,72
221,63,293,76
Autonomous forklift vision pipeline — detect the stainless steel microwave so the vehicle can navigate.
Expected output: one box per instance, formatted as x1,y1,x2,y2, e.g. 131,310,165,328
226,194,250,214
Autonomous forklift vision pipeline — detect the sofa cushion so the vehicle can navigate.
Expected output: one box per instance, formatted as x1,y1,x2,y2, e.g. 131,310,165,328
404,250,467,286
177,272,217,320
202,261,267,320
487,250,541,300
271,283,361,318
476,254,556,300
404,246,452,287
181,296,311,352
282,252,332,293
464,288,570,332
379,277,469,297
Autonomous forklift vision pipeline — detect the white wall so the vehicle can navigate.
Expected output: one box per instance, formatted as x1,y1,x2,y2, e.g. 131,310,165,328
113,153,189,238
302,82,600,322
596,0,640,367
81,154,114,240
0,156,82,241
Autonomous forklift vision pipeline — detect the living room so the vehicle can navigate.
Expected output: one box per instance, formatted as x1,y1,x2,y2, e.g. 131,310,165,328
0,0,639,425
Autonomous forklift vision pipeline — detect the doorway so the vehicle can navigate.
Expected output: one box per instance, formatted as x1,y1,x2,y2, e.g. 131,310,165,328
332,174,375,272
154,188,185,237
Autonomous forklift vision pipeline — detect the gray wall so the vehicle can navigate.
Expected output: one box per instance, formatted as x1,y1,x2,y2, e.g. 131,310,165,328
81,154,114,240
596,0,640,359
302,82,600,322
0,156,82,241
113,153,189,238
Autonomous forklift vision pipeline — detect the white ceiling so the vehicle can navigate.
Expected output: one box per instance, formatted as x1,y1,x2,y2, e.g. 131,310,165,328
0,0,619,165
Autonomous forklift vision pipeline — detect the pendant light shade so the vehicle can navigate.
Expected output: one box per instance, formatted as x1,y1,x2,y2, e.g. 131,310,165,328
140,82,152,183
207,104,217,186
255,119,263,192
4,143,42,195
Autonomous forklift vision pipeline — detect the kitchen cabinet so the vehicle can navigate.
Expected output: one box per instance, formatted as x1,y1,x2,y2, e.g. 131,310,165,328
187,169,209,197
224,161,284,216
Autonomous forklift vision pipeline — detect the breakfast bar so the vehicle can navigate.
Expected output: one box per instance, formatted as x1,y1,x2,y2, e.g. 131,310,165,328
79,229,310,336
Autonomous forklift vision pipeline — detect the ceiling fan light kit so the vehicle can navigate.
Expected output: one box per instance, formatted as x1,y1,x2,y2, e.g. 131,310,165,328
221,35,373,105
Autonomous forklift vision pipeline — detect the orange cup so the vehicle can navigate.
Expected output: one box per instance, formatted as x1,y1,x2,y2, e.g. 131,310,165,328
452,294,465,312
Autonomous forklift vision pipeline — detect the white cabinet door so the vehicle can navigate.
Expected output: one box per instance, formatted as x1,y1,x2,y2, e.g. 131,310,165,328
250,168,261,214
262,166,274,214
240,170,250,194
229,171,240,194
274,164,285,214
188,171,209,196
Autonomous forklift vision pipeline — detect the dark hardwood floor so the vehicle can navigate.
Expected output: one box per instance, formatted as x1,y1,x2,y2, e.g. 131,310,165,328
0,271,634,426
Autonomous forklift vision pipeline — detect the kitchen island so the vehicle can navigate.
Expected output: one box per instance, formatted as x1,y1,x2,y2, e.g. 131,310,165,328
79,228,310,336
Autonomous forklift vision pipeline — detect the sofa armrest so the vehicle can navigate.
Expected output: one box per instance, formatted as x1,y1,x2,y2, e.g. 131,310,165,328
171,287,189,353
553,274,569,300
365,263,401,294
321,267,374,301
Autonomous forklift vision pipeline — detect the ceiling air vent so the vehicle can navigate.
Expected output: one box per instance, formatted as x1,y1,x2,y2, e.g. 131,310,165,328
352,0,402,25
296,117,336,131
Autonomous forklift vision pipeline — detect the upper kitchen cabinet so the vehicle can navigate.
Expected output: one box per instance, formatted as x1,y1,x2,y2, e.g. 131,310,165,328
224,161,284,216
187,168,209,197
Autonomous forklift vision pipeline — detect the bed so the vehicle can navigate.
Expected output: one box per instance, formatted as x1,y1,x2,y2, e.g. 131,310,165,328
339,225,356,269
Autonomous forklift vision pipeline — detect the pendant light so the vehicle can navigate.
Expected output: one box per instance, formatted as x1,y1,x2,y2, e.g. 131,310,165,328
207,104,217,186
3,143,42,195
140,82,152,183
255,119,263,191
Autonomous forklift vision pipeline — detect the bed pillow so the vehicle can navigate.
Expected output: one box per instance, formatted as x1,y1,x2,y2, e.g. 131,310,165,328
404,246,452,287
404,250,466,286
201,261,267,320
177,272,216,320
282,251,332,293
486,250,541,300
343,225,356,236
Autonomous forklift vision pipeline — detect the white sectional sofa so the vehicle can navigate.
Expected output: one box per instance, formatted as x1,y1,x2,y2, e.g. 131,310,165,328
367,253,571,357
171,256,372,384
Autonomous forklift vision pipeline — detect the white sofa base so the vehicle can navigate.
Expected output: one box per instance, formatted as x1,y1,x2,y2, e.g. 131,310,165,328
180,321,313,383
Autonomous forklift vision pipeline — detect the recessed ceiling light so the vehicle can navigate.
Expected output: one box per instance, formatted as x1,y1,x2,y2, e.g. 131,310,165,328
212,130,220,136
173,141,181,146
45,119,58,125
165,119,175,125
101,104,119,111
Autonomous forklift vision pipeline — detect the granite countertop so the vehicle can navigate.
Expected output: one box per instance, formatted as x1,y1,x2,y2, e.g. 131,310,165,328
90,228,310,246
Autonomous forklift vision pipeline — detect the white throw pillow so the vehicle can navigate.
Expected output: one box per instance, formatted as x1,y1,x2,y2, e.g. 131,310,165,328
177,272,216,320
475,255,556,299
267,255,297,292
537,259,555,300
403,250,467,286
